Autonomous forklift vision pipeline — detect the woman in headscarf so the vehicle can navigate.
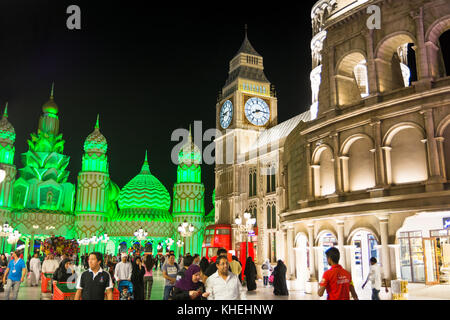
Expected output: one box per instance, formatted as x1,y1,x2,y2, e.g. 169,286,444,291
273,260,289,296
261,259,272,288
53,258,75,283
172,264,207,300
131,256,145,300
244,256,257,291
230,256,242,283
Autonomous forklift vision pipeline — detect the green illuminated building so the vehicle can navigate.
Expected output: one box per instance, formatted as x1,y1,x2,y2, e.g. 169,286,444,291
172,127,205,255
0,88,210,258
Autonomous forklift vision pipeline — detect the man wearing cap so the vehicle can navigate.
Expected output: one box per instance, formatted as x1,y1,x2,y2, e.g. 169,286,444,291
114,253,132,285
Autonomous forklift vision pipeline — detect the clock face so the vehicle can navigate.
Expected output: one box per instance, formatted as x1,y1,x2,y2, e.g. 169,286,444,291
220,100,233,129
244,97,270,126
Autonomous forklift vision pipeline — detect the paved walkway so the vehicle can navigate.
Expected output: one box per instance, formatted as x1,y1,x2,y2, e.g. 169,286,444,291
1,270,449,300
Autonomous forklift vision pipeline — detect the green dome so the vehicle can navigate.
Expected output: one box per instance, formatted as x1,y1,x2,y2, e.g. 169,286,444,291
118,152,171,212
178,127,202,165
84,115,107,153
42,83,58,115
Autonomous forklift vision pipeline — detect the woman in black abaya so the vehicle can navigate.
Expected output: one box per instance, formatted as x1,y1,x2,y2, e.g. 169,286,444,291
244,256,257,291
131,256,145,300
273,260,289,296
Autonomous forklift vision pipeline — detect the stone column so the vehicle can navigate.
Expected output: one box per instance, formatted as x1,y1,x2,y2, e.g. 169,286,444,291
287,226,295,280
336,220,346,269
382,146,392,184
306,143,313,200
370,119,385,186
332,133,343,194
311,165,321,197
421,109,443,183
378,215,392,280
307,224,317,281
436,137,446,180
410,7,432,88
327,46,338,109
363,29,379,95
339,156,349,192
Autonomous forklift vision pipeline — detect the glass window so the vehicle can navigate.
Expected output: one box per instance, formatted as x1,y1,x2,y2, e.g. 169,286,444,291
216,229,230,235
272,205,276,229
267,205,271,229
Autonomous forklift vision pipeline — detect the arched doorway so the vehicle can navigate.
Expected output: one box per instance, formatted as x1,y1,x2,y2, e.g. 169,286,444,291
439,30,450,77
294,233,309,292
349,230,379,286
317,231,337,281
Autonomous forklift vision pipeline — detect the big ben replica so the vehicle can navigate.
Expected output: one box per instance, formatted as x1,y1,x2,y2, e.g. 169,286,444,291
214,28,278,246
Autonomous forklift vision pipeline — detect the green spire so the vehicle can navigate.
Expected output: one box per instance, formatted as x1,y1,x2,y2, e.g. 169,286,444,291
141,150,150,173
50,82,55,99
95,114,100,130
3,102,8,119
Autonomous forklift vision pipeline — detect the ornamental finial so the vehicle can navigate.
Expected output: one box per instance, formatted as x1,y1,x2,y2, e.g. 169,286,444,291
95,114,100,129
3,102,8,119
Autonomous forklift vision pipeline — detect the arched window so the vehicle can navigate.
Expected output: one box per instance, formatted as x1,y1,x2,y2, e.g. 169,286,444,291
271,204,276,229
354,60,369,98
376,34,417,92
266,203,276,230
440,30,450,77
249,168,257,197
266,165,276,193
266,204,271,229
388,127,428,184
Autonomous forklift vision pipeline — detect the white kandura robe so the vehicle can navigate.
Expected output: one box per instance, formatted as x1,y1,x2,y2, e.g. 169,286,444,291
29,258,42,285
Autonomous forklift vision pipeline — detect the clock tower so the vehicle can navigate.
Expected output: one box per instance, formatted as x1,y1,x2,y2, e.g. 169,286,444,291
215,29,278,226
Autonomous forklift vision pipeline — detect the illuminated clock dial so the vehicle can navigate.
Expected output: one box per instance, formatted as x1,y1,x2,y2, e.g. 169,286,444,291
220,100,233,129
244,97,270,126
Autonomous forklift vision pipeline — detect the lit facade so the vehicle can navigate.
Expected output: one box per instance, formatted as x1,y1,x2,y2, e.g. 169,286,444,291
0,89,209,257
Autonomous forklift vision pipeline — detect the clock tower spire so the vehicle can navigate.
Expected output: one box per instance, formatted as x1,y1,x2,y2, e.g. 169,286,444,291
214,28,278,225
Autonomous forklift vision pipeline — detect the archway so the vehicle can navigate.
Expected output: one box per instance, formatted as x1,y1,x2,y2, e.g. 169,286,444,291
386,125,428,184
316,231,337,281
440,30,450,77
348,229,379,286
375,32,417,92
294,233,309,292
312,145,335,197
336,51,368,106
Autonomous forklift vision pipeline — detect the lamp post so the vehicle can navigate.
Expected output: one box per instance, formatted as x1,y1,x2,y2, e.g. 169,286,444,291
235,210,256,261
0,221,14,253
176,240,184,259
178,220,194,256
7,230,21,251
134,227,148,252
100,234,109,254
165,238,174,253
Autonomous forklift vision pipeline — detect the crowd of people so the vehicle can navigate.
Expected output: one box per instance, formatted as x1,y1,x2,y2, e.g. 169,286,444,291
0,246,293,300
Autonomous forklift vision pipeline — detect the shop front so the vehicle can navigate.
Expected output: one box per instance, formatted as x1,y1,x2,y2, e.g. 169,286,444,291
397,211,450,285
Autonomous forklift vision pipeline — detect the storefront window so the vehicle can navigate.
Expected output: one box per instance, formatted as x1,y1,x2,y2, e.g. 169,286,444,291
399,231,424,283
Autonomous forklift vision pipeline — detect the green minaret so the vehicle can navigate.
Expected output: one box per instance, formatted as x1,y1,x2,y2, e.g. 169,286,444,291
172,125,205,255
0,102,17,210
75,115,120,238
13,84,75,213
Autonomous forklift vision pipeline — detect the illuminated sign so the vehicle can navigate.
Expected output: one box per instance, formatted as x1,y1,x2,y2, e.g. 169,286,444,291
443,217,450,229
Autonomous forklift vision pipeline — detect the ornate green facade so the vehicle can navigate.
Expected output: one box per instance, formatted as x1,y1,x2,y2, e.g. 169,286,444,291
0,88,211,257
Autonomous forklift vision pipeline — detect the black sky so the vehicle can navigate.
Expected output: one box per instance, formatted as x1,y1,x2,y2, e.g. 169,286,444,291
0,1,317,214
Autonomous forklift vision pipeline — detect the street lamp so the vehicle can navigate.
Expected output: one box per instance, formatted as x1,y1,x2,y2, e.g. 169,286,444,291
235,209,256,261
0,222,15,252
178,220,195,255
7,230,21,250
134,228,148,252
165,238,174,252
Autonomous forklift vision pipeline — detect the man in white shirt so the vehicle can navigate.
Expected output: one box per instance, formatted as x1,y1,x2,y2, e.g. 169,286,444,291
205,256,246,300
114,253,132,285
41,254,59,274
362,257,382,300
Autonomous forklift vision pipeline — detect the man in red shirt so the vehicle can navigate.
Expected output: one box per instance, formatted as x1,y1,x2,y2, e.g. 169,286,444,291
318,247,358,300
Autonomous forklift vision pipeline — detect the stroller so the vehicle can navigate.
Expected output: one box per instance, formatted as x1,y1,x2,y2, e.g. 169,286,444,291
118,280,134,300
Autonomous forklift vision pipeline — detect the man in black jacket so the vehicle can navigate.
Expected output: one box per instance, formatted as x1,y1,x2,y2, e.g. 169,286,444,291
204,248,229,278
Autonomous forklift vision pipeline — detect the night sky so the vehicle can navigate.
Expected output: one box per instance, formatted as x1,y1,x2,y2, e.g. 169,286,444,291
0,1,317,213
